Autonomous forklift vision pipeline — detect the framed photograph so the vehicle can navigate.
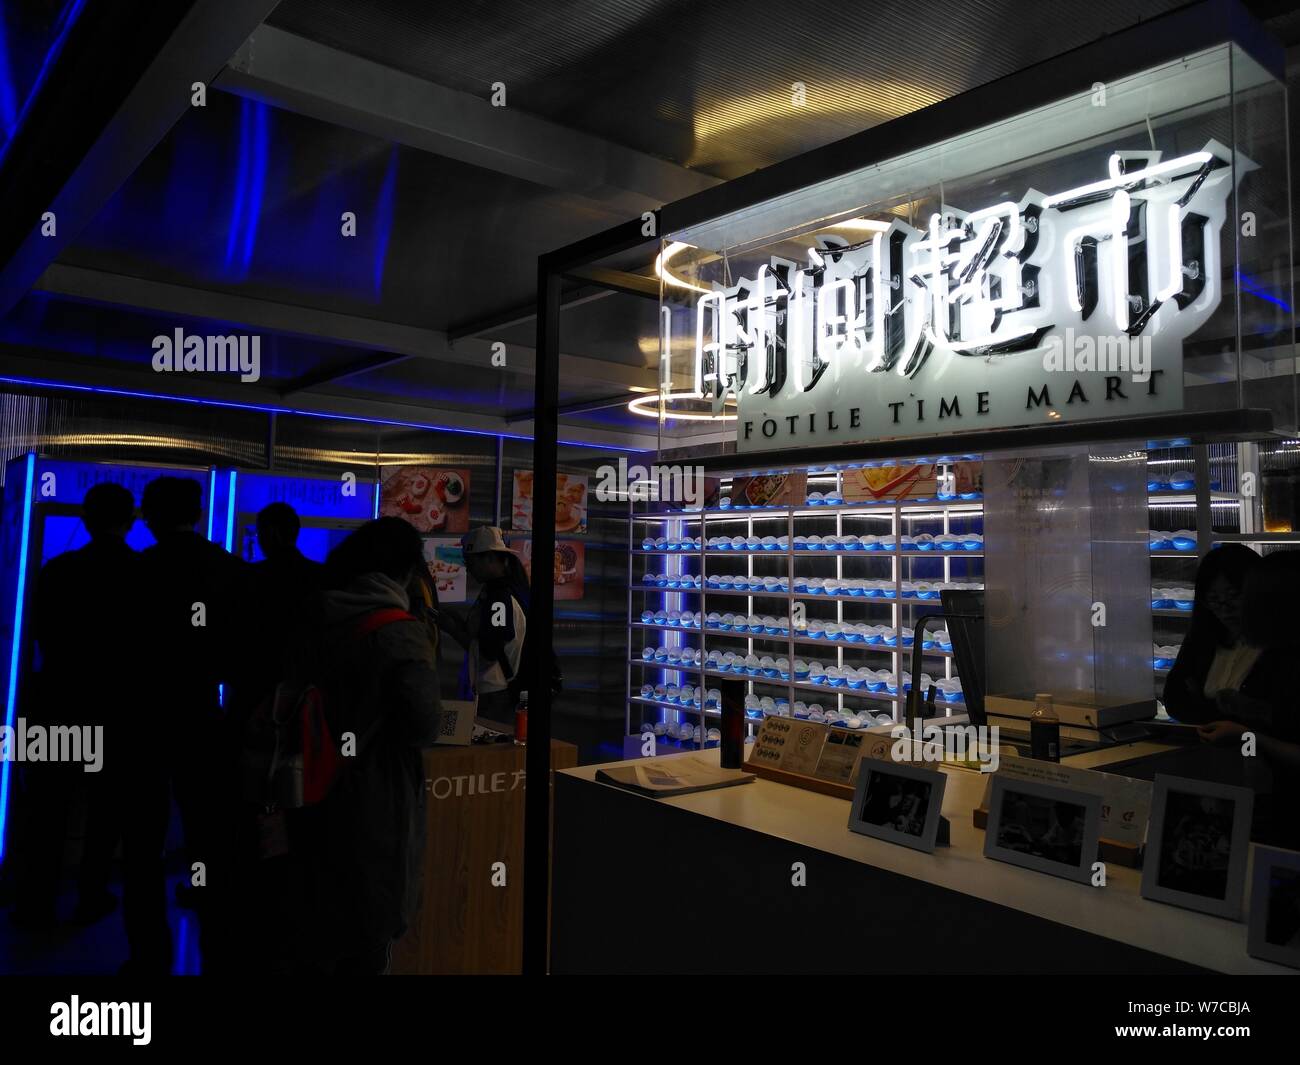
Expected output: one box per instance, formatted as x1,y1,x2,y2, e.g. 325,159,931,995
1247,846,1300,969
1140,774,1253,920
847,757,947,853
984,776,1102,884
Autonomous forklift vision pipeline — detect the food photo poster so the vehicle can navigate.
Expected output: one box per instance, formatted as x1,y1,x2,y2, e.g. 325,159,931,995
380,467,471,534
423,538,468,603
508,538,585,601
512,470,588,534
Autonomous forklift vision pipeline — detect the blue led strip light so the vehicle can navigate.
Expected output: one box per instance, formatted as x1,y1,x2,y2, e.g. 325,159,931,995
224,470,237,551
0,375,647,453
205,467,217,541
0,453,37,863
217,470,238,709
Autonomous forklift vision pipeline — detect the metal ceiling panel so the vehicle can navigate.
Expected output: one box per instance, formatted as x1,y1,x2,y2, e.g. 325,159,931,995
268,0,1194,179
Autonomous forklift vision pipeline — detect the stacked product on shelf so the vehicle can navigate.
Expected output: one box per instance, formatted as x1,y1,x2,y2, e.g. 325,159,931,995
627,459,983,748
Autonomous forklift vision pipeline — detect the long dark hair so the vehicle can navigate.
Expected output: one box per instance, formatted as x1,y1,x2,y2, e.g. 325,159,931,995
325,517,424,589
1188,543,1260,648
1243,549,1300,649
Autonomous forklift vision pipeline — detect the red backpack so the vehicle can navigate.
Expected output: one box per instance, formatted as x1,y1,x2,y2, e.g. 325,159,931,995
244,608,415,810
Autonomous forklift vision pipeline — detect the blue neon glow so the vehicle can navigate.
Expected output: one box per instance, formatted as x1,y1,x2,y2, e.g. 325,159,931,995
0,375,649,452
372,148,399,298
0,453,36,864
205,468,217,541
1238,269,1294,314
0,10,18,138
0,0,87,169
224,100,270,277
224,470,237,551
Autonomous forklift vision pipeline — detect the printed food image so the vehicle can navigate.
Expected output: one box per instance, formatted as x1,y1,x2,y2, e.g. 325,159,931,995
380,466,470,533
742,474,787,506
862,466,916,497
510,537,585,601
555,542,578,583
422,538,467,603
514,469,587,533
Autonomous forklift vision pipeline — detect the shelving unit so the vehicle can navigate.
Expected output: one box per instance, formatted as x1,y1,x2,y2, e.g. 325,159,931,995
626,462,983,746
1146,439,1300,700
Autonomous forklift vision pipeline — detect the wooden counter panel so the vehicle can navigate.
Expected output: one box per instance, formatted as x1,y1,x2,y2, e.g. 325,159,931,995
390,739,577,975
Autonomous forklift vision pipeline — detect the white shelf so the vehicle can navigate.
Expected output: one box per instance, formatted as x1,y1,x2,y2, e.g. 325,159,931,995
631,584,975,605
632,626,955,656
626,472,977,736
629,661,963,706
632,499,984,521
632,548,983,557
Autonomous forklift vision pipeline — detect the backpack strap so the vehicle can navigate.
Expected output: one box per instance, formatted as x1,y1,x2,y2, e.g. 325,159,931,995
354,607,415,638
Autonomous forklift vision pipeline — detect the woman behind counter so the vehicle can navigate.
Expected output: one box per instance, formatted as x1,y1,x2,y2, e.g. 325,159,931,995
1196,550,1300,849
1162,543,1265,723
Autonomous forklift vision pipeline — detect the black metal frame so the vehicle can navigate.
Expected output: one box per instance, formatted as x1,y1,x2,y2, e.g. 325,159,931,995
526,0,1285,973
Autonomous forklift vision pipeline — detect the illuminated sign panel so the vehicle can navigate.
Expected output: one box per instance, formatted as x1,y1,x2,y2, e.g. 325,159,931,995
685,141,1244,452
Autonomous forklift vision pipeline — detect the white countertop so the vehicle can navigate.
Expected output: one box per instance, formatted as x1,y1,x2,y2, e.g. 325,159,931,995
560,744,1295,975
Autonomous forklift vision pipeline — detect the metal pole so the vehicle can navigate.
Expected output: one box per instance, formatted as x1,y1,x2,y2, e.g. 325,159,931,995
523,260,560,975
493,434,504,527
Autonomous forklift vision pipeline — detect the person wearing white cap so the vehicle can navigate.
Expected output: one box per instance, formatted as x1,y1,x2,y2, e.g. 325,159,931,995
438,526,530,727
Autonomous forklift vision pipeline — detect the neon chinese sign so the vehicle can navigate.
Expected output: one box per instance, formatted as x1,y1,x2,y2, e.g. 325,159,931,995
665,141,1246,450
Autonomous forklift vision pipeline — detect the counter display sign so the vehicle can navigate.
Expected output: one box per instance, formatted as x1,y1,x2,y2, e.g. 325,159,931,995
682,141,1247,453
512,470,587,533
380,467,470,533
978,755,1151,850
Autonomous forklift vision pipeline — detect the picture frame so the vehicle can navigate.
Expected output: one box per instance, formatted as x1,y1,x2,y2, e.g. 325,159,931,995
1140,774,1253,920
1247,845,1300,969
847,757,947,853
983,776,1102,884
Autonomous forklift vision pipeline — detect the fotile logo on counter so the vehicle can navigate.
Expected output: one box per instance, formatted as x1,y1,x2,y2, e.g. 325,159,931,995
152,327,261,382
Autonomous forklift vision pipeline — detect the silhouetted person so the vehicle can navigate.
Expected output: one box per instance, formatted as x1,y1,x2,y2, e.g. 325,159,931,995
138,475,245,973
12,482,140,931
232,503,326,723
282,518,443,974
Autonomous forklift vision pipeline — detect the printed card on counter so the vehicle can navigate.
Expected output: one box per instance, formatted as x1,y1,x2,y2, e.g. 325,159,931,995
596,755,754,798
751,718,869,787
978,755,1151,846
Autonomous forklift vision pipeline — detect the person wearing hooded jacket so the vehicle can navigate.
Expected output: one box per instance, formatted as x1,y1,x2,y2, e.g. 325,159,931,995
283,517,444,974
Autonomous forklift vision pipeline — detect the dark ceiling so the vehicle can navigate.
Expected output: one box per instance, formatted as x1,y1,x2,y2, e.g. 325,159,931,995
1,0,1297,449
268,0,1199,180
